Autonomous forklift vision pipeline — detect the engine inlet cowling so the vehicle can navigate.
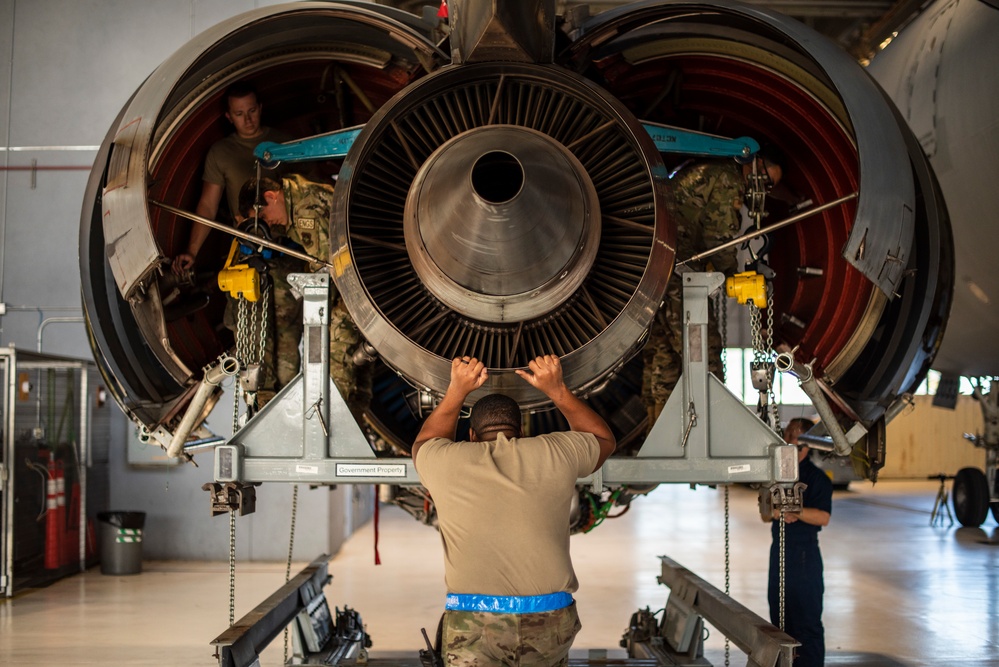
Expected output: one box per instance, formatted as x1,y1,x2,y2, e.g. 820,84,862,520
332,62,674,405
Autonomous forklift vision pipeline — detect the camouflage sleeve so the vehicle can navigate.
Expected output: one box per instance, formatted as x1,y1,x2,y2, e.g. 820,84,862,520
699,168,743,276
286,179,334,267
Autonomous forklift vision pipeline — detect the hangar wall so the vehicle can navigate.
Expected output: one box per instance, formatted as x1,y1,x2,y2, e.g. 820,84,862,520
882,395,986,479
0,0,370,561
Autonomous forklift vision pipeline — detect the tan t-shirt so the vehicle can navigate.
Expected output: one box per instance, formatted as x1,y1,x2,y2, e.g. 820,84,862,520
202,126,292,218
415,431,600,596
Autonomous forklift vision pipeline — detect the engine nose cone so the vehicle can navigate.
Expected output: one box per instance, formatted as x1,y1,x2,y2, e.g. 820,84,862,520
405,126,601,322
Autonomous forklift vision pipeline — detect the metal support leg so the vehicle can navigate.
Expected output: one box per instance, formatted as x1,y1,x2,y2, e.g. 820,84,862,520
612,272,796,486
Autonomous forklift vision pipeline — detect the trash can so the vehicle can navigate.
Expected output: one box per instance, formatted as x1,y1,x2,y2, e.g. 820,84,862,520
97,511,146,575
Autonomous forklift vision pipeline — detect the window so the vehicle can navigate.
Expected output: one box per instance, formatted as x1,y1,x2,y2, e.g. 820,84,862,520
723,348,810,406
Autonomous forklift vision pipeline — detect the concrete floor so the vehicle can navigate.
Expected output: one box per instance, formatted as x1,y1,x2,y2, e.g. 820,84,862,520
1,480,998,666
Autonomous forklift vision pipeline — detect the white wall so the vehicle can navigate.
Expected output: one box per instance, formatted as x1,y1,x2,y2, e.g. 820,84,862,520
0,0,367,561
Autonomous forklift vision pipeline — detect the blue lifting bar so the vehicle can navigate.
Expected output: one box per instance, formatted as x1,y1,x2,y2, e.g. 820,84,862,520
253,122,758,165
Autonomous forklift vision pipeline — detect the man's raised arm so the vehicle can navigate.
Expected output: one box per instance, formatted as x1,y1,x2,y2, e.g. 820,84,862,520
515,355,616,471
412,356,488,462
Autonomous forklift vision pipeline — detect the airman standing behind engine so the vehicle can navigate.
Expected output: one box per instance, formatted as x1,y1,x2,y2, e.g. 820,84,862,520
171,81,291,274
167,81,296,408
643,151,785,428
238,175,372,418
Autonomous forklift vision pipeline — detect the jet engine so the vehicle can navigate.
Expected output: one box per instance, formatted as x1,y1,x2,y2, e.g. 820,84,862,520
80,0,951,477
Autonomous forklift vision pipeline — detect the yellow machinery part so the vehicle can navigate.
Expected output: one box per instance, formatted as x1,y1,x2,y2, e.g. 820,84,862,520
217,239,261,301
726,271,767,308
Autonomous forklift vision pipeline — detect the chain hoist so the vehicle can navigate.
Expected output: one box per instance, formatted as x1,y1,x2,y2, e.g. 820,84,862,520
216,170,274,637
747,283,780,432
730,268,791,640
234,281,271,415
226,274,271,631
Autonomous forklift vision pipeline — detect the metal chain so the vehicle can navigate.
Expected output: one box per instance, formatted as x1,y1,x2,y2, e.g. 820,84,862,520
718,291,728,381
247,297,259,363
231,375,240,435
750,305,765,364
258,282,271,365
779,508,786,631
235,288,269,367
724,485,731,667
235,295,253,410
228,507,236,627
228,297,243,630
236,296,248,363
283,484,300,664
749,284,782,433
765,285,781,434
225,281,273,636
226,291,264,634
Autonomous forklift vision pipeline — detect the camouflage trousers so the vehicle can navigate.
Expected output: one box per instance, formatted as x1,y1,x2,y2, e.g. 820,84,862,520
442,603,581,666
642,276,723,430
330,299,372,419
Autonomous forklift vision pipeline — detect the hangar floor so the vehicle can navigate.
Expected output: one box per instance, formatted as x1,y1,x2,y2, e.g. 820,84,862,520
1,480,998,666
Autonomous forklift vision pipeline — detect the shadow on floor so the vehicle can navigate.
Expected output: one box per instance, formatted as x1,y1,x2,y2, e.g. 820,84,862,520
826,652,912,666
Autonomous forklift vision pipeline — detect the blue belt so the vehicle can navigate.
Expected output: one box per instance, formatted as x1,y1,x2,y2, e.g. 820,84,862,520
445,592,573,614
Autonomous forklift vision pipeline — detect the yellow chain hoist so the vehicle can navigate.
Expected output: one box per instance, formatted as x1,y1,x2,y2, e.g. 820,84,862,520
725,270,768,309
217,239,262,301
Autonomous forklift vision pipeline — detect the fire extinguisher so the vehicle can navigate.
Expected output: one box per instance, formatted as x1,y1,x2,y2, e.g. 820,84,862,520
44,458,60,569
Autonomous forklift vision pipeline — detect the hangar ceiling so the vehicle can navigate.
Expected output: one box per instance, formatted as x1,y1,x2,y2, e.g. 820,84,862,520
386,0,934,61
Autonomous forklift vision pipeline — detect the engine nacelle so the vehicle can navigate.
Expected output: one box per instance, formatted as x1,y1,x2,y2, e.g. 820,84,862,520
81,0,951,471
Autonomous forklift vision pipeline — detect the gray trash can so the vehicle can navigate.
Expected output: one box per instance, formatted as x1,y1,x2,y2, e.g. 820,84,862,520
97,511,145,575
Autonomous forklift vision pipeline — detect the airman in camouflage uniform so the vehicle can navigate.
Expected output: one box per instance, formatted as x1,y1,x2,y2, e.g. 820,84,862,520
642,160,744,427
442,605,580,666
239,175,372,417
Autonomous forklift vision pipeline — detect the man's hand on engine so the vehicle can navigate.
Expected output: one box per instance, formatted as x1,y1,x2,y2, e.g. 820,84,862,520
412,356,487,456
449,356,488,401
516,354,569,401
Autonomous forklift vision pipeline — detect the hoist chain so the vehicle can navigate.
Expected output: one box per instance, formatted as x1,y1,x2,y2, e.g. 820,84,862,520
226,280,272,634
748,280,788,635
778,508,787,631
236,296,248,364
283,484,300,664
718,291,731,667
228,299,246,631
765,284,780,432
716,290,727,381
749,283,781,433
231,385,240,436
258,282,271,366
724,485,731,667
750,304,765,363
234,282,272,413
228,507,236,628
